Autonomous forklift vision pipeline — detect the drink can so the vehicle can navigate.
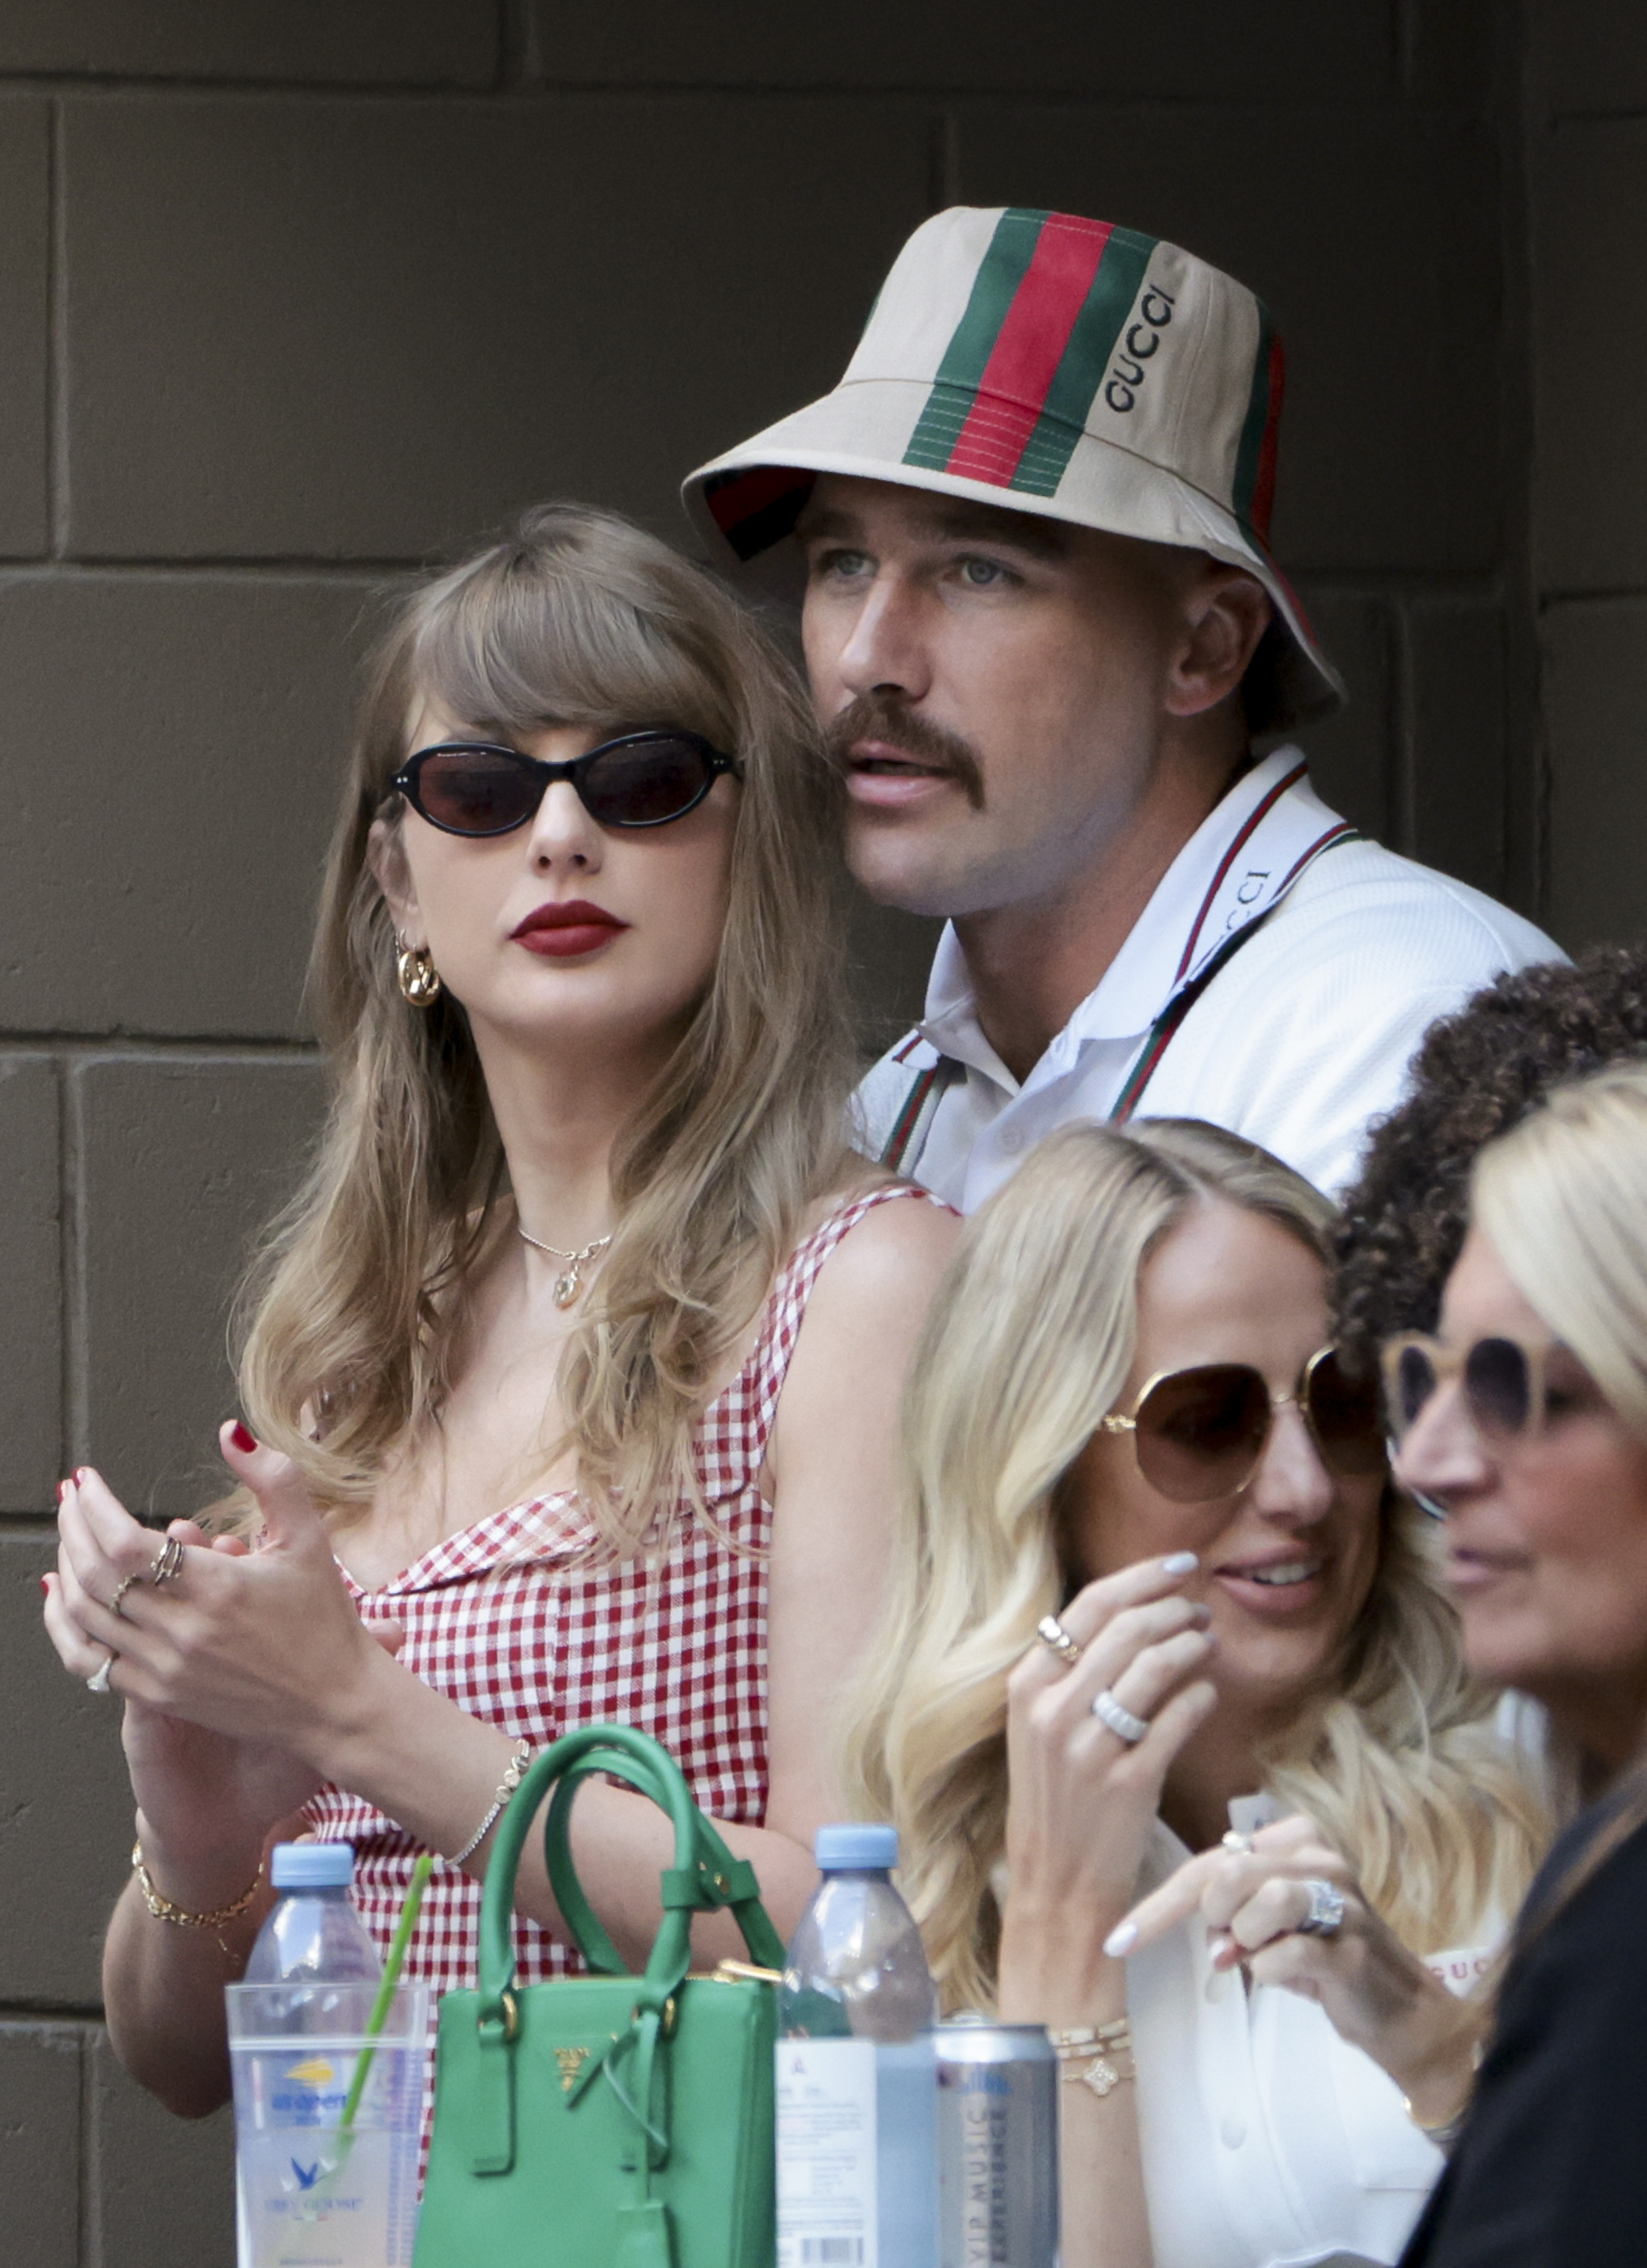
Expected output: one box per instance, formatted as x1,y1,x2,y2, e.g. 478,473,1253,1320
936,2019,1058,2267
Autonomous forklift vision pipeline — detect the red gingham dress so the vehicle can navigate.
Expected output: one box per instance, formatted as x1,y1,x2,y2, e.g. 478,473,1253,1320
305,1184,927,2025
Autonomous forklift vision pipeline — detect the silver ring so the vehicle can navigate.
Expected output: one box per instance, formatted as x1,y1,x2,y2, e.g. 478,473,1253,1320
86,1653,114,1694
1295,1877,1346,1937
148,1535,184,1586
1036,1614,1083,1666
1221,1829,1255,1855
108,1573,141,1617
1091,1687,1150,1744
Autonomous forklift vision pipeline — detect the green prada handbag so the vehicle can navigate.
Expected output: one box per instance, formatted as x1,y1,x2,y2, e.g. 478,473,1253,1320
413,1723,787,2268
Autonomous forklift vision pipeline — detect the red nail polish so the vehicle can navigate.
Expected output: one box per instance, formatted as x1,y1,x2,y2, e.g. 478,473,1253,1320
73,1467,87,1485
230,1421,257,1454
40,1574,49,1596
55,1478,66,1504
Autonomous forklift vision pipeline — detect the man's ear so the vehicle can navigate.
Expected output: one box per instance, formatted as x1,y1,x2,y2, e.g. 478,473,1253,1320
366,816,423,946
1163,568,1273,720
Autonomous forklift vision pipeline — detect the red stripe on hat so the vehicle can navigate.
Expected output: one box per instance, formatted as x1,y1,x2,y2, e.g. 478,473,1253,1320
1249,335,1284,545
945,217,1113,485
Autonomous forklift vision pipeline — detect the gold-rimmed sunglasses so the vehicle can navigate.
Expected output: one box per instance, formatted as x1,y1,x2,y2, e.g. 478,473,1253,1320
1099,1348,1387,1504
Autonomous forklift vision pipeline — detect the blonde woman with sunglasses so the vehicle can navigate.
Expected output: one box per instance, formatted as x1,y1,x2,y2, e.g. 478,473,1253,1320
40,503,956,2122
1385,1063,1647,2266
845,1118,1551,2268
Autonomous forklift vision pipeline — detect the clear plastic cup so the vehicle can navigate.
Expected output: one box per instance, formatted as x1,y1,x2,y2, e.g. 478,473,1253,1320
226,1981,428,2268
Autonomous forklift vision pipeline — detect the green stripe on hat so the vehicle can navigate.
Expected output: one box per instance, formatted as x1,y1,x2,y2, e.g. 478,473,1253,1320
1012,228,1159,497
902,209,1049,471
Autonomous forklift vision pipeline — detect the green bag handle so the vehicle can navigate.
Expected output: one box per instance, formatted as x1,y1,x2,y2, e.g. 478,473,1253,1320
478,1723,785,2026
543,1745,788,1981
467,1725,786,2186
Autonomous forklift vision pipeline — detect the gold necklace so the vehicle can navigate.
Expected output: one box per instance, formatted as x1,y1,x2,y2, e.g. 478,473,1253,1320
517,1226,613,1309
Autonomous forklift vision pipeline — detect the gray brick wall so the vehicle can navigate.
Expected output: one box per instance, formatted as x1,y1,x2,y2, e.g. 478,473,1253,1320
0,5,1624,2259
1530,1,1647,949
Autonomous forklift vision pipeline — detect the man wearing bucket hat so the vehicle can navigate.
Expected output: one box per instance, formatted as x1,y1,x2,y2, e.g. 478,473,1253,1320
685,207,1559,1204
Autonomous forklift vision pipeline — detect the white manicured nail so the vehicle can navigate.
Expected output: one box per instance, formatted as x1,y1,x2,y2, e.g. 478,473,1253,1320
1162,1552,1198,1575
1103,1922,1138,1958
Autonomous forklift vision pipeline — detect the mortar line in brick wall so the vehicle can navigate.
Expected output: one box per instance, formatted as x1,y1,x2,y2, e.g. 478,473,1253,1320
79,2002,99,2268
46,96,67,560
0,2000,106,2025
930,109,959,209
499,0,540,90
0,555,425,578
1391,600,1418,862
1393,0,1417,97
0,1033,322,1059
0,75,1439,114
53,1051,73,1485
62,1059,89,1469
1537,586,1647,611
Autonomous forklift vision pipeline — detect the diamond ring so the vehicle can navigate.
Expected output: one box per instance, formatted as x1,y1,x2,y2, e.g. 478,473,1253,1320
1295,1877,1346,1937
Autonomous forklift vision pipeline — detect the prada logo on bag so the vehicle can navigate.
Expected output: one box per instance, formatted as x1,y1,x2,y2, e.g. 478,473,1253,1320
554,2046,591,2093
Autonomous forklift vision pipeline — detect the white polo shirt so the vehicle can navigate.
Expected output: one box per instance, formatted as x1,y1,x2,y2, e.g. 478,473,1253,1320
854,747,1562,1204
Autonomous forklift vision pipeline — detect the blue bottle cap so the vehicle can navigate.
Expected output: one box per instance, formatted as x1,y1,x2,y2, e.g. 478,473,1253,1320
814,1823,899,1871
270,1841,356,1890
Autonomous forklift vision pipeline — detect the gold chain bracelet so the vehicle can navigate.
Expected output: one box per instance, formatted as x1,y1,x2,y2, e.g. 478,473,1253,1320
132,1842,265,1932
1049,2019,1137,2098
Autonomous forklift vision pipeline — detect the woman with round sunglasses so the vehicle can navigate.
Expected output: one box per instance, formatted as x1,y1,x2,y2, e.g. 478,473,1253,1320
1384,1063,1647,2266
844,1118,1550,2268
40,502,956,2119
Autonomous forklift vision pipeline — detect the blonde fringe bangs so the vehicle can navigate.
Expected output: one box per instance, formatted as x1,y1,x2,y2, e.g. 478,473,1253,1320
842,1119,1548,2015
1473,1062,1647,1440
232,503,856,1552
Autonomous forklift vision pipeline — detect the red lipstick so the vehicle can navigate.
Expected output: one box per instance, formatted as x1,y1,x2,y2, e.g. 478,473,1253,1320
510,899,630,960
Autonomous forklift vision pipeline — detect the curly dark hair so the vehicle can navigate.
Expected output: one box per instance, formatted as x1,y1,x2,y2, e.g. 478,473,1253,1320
1332,945,1647,1374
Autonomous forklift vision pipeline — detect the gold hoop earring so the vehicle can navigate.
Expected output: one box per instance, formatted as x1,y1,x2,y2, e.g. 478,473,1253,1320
396,943,443,1006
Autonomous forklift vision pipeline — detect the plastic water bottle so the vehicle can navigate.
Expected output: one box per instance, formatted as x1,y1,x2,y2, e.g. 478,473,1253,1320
245,1842,382,1989
227,1844,425,2268
776,1824,940,2268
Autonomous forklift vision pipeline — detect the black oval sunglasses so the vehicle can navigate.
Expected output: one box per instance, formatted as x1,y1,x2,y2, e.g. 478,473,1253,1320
391,730,741,837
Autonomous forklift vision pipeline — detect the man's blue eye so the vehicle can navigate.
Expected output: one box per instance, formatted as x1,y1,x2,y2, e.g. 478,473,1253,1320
960,558,1008,586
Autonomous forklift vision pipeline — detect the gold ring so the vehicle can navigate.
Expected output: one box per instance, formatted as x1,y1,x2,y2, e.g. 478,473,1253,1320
148,1535,184,1586
1036,1614,1083,1666
108,1573,142,1617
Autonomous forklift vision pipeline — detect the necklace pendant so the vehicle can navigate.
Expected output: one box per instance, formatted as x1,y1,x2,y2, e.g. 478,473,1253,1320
552,1265,582,1309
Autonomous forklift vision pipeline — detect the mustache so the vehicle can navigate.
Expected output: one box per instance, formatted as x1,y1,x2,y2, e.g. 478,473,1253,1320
824,695,986,811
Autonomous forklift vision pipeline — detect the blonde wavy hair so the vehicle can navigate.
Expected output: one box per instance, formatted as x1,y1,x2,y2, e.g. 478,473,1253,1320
1471,1063,1647,1935
233,502,856,1551
843,1118,1549,2013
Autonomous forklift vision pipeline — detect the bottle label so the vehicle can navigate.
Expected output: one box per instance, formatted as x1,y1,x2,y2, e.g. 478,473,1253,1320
776,2037,878,2268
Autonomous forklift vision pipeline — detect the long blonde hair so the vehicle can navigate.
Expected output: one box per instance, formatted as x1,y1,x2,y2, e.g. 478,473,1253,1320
843,1118,1548,2012
235,502,856,1550
1471,1062,1647,1935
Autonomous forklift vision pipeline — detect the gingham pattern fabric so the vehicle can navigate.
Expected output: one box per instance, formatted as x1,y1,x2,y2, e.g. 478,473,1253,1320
305,1183,927,2025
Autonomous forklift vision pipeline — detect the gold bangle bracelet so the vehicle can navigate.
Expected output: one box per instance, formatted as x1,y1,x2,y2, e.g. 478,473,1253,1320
1050,2019,1136,2098
132,1842,264,1931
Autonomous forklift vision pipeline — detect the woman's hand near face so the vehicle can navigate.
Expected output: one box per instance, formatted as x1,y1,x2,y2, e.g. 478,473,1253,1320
1107,1814,1485,2126
996,1551,1219,2022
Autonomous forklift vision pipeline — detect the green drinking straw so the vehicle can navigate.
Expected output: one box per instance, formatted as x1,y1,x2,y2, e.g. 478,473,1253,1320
338,1852,433,2135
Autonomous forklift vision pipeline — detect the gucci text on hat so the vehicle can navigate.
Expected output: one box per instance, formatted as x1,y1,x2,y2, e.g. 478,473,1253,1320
684,205,1342,737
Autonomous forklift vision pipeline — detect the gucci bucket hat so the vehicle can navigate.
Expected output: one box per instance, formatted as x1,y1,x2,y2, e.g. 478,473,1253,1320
683,205,1342,735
